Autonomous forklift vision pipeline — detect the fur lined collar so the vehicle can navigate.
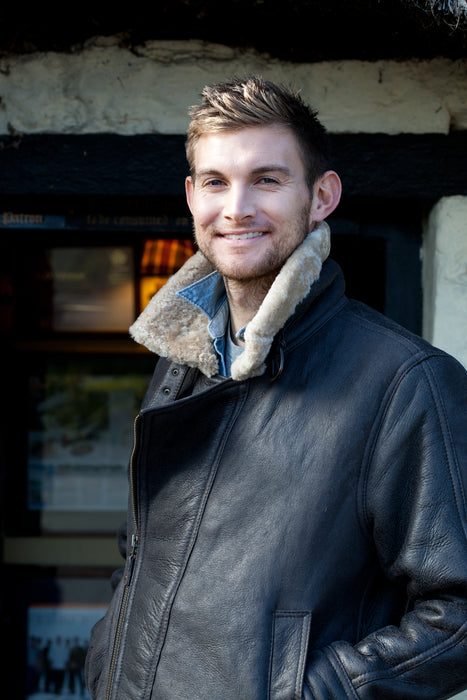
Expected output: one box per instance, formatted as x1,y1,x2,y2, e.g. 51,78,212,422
130,221,331,380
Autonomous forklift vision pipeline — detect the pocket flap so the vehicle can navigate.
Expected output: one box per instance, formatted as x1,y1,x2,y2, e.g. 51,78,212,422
268,610,311,700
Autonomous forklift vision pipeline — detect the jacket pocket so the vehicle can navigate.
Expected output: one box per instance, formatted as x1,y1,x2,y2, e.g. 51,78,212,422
268,610,311,700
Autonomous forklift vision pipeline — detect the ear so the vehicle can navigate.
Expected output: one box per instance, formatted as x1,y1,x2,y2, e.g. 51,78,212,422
309,170,342,225
185,176,195,214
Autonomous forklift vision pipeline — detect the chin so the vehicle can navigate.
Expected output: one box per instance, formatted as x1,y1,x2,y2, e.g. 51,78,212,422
221,262,282,283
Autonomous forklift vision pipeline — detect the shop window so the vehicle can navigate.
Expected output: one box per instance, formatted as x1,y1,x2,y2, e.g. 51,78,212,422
2,220,196,537
0,205,422,700
0,212,195,700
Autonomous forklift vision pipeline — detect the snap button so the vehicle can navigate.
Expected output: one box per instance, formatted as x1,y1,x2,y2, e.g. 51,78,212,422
163,387,171,395
172,368,179,376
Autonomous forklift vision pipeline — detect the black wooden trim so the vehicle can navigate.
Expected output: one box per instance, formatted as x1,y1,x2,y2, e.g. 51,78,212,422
330,132,467,199
0,132,466,199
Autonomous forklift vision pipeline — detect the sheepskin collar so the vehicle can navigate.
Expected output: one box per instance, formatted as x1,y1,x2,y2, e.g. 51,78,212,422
130,221,331,381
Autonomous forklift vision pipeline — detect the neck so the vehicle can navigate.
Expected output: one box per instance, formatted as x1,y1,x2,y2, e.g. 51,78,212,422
224,274,277,342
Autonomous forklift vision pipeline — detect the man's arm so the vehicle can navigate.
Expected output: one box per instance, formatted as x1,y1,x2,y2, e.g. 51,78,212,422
304,353,467,699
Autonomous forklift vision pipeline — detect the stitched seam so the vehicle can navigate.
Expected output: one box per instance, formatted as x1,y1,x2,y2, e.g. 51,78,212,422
361,354,467,540
327,647,360,698
423,359,467,535
358,352,434,539
266,614,277,699
295,615,310,700
341,307,438,356
275,611,311,617
147,386,249,697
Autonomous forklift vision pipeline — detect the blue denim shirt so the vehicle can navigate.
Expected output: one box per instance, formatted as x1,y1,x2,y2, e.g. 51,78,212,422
177,271,245,377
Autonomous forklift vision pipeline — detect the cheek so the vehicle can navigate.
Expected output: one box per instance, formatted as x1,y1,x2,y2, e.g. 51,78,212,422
192,197,218,227
270,193,307,220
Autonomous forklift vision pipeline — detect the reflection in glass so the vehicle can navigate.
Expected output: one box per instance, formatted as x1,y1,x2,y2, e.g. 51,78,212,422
27,357,152,522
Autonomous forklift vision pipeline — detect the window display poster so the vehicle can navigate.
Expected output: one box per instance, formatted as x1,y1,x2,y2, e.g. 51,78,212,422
27,356,152,529
50,247,135,332
26,604,107,699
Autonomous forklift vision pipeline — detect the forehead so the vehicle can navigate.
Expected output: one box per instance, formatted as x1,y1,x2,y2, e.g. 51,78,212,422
193,125,305,175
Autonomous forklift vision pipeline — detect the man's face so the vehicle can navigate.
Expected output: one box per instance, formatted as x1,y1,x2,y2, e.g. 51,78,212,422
185,125,316,283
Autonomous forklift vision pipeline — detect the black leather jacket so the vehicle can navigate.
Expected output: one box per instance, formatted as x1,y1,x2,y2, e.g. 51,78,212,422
86,261,467,699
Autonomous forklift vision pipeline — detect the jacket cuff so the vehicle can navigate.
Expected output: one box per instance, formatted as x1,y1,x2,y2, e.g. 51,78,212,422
304,647,360,699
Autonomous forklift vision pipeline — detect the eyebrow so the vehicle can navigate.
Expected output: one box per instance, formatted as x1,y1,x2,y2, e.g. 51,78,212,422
195,165,292,178
251,165,292,176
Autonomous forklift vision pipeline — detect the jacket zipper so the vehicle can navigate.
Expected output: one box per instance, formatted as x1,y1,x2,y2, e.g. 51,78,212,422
105,413,141,700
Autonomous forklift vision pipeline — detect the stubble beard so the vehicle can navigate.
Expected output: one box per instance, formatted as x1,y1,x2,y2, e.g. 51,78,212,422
193,204,312,284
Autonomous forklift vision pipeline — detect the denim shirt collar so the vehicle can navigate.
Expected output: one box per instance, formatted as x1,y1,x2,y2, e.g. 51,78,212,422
177,270,244,377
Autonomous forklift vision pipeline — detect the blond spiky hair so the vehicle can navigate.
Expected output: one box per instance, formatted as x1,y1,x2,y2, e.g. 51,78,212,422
185,75,330,189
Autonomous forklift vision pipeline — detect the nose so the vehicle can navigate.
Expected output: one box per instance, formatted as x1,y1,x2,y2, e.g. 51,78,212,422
223,184,256,222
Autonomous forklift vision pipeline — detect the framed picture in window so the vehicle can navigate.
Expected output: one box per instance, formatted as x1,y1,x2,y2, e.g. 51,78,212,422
50,246,136,332
3,565,114,700
6,351,154,535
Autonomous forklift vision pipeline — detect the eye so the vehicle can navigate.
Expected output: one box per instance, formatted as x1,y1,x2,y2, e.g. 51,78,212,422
257,176,279,185
204,178,225,188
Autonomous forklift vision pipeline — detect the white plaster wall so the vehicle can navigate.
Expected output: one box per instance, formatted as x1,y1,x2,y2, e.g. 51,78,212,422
0,37,466,136
423,196,467,368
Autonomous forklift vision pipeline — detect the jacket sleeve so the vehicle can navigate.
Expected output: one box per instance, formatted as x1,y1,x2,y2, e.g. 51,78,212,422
303,353,467,699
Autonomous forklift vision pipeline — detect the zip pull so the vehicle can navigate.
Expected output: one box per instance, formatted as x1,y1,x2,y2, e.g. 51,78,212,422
125,533,139,585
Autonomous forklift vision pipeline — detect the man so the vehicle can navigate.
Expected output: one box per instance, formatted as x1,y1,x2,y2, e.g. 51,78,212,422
85,76,467,699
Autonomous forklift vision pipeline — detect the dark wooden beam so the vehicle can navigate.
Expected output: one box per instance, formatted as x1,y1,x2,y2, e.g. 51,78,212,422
0,132,466,199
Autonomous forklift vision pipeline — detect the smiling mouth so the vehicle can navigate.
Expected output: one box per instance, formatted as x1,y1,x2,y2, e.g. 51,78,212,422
222,232,265,240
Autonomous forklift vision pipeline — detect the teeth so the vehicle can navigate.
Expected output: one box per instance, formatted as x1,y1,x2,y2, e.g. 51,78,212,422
224,232,264,240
